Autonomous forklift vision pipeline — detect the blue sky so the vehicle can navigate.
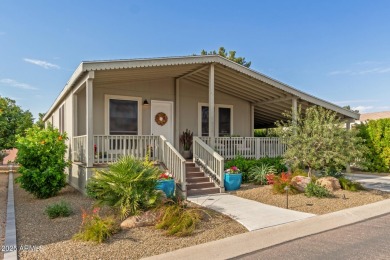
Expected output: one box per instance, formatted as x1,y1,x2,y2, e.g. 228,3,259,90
1,0,389,119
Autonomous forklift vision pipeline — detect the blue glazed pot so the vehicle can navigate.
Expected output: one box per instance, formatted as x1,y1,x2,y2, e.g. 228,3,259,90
224,173,242,191
156,179,175,198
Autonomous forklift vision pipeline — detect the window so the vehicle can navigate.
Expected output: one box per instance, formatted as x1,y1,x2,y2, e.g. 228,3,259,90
105,95,142,135
198,103,233,137
59,104,65,133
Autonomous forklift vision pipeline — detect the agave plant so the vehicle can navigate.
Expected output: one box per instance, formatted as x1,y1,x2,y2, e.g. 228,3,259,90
86,156,161,219
248,163,277,185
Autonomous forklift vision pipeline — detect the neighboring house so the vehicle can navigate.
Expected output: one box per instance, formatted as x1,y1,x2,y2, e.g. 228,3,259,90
43,55,359,197
356,111,390,124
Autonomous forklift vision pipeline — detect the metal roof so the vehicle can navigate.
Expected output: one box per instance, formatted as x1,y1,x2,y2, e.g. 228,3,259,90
43,55,359,126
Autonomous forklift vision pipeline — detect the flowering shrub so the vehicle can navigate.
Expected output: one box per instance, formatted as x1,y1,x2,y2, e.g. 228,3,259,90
272,172,298,194
266,173,275,185
225,166,241,174
16,126,68,198
73,207,117,243
159,171,173,180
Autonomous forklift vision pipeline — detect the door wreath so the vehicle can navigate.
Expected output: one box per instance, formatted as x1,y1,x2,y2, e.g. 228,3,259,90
155,112,168,126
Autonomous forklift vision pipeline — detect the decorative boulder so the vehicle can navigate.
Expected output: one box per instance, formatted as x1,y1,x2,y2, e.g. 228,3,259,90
316,177,341,192
120,210,160,229
290,176,311,192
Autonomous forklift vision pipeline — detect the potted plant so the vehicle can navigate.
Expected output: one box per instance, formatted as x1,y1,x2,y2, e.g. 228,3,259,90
179,129,193,159
224,166,242,191
156,171,175,198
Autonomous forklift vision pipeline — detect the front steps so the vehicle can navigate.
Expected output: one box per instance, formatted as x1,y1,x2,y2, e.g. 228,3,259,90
185,162,220,196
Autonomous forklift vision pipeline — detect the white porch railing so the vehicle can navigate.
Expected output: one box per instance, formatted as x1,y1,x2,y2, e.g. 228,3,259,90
199,137,286,160
73,135,87,162
93,135,160,164
193,137,224,189
159,136,186,193
72,135,186,195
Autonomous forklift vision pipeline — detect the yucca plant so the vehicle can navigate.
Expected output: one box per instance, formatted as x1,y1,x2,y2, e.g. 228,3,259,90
86,156,161,219
248,163,277,185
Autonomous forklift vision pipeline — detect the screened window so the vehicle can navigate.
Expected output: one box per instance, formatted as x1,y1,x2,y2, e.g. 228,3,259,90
109,99,138,135
218,107,231,136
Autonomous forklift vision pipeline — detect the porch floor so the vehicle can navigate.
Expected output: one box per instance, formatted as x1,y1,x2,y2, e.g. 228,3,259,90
187,194,315,231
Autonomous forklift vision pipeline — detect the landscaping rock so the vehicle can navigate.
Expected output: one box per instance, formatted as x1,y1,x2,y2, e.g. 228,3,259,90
290,176,311,192
120,210,160,229
316,177,341,191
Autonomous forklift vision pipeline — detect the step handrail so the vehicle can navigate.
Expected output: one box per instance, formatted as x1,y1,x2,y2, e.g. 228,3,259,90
159,136,186,193
193,137,225,189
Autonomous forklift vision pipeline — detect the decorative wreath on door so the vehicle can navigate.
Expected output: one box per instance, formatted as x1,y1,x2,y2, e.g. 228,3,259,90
155,112,168,126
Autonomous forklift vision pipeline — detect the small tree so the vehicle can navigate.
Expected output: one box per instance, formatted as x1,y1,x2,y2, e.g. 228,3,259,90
200,47,251,68
0,96,33,150
276,106,364,176
16,126,68,198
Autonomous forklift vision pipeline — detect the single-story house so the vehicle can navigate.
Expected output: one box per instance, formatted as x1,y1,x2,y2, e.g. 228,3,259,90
43,55,359,197
356,111,390,124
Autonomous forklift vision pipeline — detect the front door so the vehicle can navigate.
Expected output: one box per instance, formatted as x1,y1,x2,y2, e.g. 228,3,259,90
151,100,174,144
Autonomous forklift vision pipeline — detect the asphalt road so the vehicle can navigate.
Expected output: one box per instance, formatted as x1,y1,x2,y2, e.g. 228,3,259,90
233,213,390,260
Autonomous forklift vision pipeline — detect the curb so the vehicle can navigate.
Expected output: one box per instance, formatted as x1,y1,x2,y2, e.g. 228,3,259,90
4,172,17,260
143,199,390,260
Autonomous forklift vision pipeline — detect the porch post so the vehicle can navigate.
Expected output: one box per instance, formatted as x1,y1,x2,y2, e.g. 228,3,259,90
175,78,180,149
250,103,255,137
292,97,298,123
209,64,215,148
86,73,94,167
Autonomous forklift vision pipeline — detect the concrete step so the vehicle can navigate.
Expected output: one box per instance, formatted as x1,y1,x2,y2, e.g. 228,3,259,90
185,162,196,167
187,187,220,196
186,172,205,178
186,177,210,183
186,167,200,172
187,182,216,190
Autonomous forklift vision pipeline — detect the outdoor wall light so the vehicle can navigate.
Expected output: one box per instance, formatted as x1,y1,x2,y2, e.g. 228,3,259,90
143,99,150,106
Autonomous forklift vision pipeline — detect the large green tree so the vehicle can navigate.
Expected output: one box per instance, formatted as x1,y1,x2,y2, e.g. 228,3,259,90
0,96,34,150
200,47,251,68
35,112,46,129
276,106,365,176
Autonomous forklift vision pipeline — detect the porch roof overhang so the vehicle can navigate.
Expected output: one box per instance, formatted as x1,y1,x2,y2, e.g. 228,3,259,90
43,55,359,127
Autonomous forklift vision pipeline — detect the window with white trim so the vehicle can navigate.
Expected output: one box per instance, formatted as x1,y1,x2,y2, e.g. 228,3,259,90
105,95,142,135
198,103,233,137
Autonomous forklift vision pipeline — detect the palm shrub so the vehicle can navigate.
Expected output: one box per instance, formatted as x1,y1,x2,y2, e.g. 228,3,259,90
248,164,277,185
16,126,68,198
86,156,161,219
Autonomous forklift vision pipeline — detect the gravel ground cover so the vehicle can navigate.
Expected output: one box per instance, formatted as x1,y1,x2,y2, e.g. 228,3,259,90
231,183,390,215
14,181,247,260
0,173,8,260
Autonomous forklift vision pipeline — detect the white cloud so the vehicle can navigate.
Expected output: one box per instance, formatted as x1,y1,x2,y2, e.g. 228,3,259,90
352,106,374,113
334,99,380,105
0,78,37,90
329,67,390,76
24,58,60,69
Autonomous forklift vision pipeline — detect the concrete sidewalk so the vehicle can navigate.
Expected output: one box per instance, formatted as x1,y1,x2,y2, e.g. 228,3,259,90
144,199,390,260
346,173,390,192
188,194,315,231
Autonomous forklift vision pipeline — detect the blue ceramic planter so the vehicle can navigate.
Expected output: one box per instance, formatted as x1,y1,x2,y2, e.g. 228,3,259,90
224,173,242,191
156,179,175,198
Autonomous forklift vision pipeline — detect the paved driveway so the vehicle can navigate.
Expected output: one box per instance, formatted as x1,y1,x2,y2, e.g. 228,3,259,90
346,173,390,192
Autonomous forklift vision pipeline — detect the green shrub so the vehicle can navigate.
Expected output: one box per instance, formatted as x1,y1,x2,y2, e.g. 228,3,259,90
248,164,277,185
338,177,364,191
320,166,344,178
45,201,72,219
73,208,117,243
357,119,390,172
86,156,161,219
304,182,331,198
224,156,287,182
156,204,202,237
15,126,68,199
